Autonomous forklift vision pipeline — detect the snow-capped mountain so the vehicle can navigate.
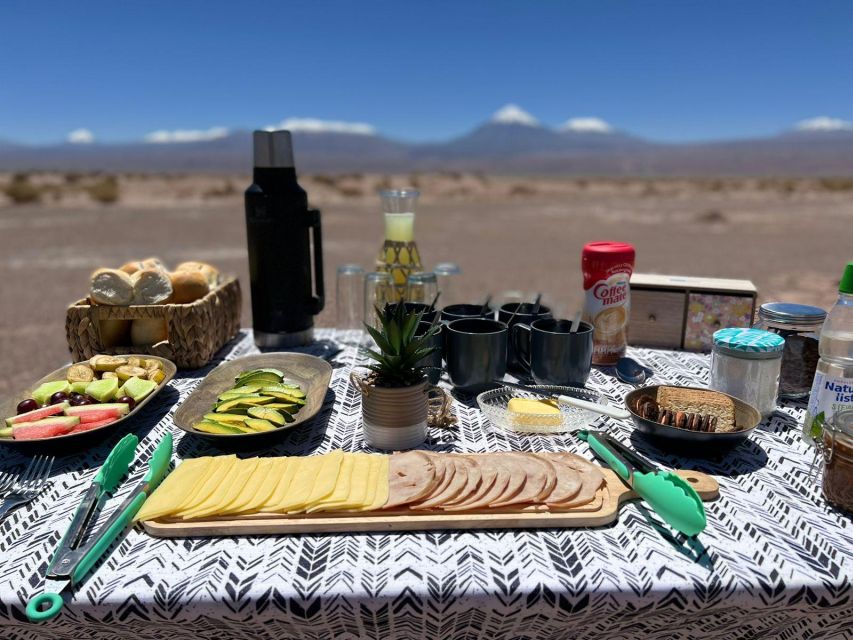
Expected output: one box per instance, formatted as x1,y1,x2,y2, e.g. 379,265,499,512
1,112,853,175
490,104,540,127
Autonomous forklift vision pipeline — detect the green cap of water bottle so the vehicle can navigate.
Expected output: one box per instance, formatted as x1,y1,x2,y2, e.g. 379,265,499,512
840,262,853,294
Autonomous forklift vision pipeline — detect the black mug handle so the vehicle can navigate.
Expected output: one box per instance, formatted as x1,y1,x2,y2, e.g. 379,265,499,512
308,208,325,314
512,323,533,373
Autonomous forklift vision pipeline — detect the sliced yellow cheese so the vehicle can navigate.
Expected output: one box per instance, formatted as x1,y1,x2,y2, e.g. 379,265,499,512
219,457,280,516
135,457,210,522
305,454,354,509
173,455,237,517
306,453,363,513
182,457,259,519
293,450,345,513
362,454,390,511
348,455,380,512
260,457,316,513
172,456,225,512
318,453,373,512
507,397,562,427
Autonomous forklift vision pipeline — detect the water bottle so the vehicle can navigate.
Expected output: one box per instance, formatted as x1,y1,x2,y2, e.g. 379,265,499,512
803,261,853,443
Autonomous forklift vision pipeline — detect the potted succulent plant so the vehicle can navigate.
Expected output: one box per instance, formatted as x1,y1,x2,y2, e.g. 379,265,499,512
352,303,440,450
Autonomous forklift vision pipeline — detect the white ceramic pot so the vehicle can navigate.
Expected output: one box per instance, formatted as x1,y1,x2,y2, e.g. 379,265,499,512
360,379,429,450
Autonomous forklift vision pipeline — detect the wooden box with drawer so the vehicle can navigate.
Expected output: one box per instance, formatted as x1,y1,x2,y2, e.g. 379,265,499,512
628,274,757,351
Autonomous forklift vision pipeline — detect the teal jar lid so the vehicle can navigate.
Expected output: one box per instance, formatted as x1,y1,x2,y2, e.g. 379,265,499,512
713,327,785,358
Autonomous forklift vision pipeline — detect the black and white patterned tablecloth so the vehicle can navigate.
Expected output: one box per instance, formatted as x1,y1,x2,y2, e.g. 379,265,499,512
0,330,850,640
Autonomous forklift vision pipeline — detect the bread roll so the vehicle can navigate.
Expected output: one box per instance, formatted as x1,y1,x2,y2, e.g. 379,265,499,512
141,257,167,271
169,270,209,304
175,261,220,286
90,268,135,305
131,269,174,305
99,319,131,347
119,261,145,275
130,318,168,346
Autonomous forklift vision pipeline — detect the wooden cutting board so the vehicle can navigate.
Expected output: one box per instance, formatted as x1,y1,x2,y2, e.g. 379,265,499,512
141,469,718,537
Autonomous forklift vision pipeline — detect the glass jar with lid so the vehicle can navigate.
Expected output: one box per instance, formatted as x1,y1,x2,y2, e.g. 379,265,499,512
754,302,826,399
710,327,785,417
818,409,853,513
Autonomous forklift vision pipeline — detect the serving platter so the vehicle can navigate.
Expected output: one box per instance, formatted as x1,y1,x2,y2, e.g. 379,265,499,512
624,385,762,453
142,467,718,537
174,353,332,447
0,355,176,452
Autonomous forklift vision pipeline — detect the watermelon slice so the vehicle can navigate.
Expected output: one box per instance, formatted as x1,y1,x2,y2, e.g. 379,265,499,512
69,417,118,433
13,416,80,440
65,403,129,422
5,402,69,427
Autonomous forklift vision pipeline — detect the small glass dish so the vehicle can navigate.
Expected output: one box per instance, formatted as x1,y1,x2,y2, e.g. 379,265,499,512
477,384,607,434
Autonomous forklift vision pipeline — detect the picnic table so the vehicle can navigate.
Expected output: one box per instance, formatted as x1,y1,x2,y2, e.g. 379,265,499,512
0,329,850,640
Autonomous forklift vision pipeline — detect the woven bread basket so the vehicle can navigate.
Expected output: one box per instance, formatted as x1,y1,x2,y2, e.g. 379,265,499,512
65,278,241,369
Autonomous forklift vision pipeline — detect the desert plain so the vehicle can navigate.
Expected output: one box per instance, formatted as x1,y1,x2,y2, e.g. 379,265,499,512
0,171,850,396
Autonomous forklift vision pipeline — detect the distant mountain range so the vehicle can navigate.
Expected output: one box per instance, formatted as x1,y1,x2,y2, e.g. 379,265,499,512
2,106,853,176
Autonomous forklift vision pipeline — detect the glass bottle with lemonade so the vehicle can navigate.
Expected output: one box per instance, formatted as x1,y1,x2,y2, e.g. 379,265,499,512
376,189,423,297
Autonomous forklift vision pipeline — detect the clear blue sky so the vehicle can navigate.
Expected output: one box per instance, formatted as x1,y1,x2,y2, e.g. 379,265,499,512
2,0,852,144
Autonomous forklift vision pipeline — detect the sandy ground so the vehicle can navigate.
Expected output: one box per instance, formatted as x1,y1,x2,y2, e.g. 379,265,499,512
0,173,849,396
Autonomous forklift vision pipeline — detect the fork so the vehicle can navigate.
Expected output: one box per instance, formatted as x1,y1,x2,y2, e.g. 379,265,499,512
0,456,55,521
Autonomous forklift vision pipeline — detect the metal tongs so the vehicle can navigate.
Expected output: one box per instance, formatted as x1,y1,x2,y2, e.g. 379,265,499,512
578,430,707,537
26,432,173,622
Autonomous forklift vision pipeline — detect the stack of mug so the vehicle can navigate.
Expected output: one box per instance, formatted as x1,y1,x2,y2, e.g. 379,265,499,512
387,300,594,393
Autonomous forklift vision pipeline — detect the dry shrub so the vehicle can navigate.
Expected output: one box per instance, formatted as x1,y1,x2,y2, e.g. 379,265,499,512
696,209,727,224
312,174,338,187
87,176,120,204
509,183,537,197
3,173,41,204
375,175,392,191
819,177,853,191
204,180,236,198
337,185,364,198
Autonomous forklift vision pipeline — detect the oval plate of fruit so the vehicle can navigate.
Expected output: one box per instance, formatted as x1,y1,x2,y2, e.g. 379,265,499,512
173,353,332,448
0,355,176,451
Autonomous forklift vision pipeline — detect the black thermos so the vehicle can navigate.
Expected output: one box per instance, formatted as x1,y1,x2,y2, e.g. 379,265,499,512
245,130,324,347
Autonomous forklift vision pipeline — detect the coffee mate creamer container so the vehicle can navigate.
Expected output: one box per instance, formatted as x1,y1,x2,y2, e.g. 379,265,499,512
582,241,636,365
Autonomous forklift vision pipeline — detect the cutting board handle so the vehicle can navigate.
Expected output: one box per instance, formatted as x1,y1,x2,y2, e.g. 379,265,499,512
614,469,719,504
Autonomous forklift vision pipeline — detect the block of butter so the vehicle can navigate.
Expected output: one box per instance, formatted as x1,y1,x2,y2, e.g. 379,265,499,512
507,397,563,428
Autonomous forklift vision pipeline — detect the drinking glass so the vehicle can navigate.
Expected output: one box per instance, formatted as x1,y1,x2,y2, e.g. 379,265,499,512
406,271,439,306
364,272,395,333
336,264,365,344
434,262,461,306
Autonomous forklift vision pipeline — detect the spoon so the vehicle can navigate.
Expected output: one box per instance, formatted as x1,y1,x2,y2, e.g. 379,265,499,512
530,293,543,316
479,294,493,317
569,311,582,333
615,356,654,386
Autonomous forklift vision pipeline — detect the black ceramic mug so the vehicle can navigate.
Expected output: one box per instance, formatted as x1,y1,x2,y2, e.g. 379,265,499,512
441,303,495,323
414,321,443,385
445,318,508,392
498,302,553,372
512,318,593,387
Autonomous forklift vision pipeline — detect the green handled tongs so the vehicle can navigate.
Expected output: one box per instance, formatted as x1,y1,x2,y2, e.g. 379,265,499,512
26,432,173,622
578,430,707,537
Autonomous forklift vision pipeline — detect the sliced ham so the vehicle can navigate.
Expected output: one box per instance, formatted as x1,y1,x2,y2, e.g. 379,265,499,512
384,451,438,509
411,456,469,509
489,452,552,508
535,453,583,505
443,456,506,511
544,452,605,509
441,456,483,507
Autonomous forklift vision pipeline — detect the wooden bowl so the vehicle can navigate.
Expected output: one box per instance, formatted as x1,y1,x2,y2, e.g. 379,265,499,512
0,355,176,453
174,353,332,449
624,385,762,454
